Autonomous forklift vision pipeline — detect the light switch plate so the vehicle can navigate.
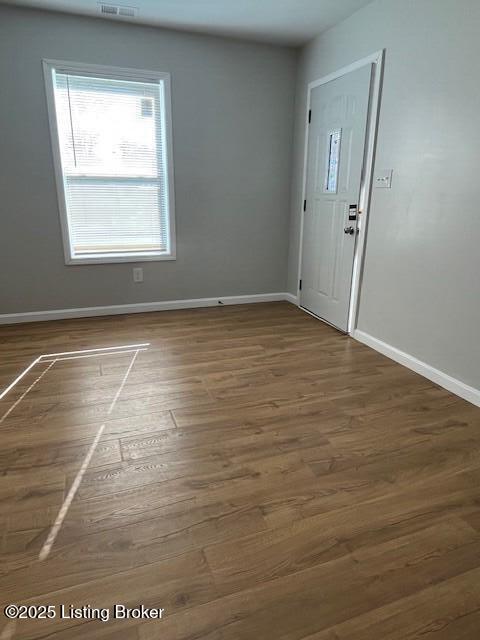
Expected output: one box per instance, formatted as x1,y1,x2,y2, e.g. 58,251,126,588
375,169,393,189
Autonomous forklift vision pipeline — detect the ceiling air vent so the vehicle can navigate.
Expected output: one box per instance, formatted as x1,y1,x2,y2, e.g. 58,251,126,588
98,3,138,18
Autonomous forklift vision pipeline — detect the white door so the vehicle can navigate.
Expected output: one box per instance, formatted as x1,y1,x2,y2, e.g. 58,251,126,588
300,64,372,332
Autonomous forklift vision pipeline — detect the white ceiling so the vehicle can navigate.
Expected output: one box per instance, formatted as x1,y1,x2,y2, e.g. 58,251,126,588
4,0,374,45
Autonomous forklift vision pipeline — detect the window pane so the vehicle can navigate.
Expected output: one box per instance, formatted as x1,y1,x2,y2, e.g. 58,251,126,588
325,129,341,193
55,75,160,178
65,177,165,254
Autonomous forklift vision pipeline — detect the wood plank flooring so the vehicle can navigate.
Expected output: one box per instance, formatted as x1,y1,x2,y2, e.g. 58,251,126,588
0,302,479,639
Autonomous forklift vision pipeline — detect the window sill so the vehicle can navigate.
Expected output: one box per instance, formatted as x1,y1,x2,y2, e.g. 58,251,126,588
66,252,176,265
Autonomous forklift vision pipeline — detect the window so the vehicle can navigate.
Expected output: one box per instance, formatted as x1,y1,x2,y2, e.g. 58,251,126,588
324,129,341,193
43,60,175,264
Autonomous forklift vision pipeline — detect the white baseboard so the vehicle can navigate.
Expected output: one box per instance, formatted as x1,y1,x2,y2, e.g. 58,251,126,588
353,329,480,408
284,292,299,306
0,292,297,325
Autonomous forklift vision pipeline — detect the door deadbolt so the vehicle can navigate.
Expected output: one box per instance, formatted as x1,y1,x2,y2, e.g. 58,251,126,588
344,226,355,235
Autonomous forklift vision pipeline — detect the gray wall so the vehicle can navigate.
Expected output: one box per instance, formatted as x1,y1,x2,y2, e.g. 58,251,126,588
288,0,480,389
0,5,297,313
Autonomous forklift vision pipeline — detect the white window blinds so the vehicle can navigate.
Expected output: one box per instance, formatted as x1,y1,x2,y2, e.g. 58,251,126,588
47,63,174,263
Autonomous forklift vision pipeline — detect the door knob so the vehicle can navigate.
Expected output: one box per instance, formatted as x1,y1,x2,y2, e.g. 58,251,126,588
344,226,355,235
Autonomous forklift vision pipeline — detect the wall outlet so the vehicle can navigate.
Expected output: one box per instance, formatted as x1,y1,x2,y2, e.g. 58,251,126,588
375,169,393,189
132,267,143,283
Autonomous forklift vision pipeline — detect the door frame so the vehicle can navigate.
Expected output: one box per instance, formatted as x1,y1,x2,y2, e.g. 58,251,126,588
296,49,385,333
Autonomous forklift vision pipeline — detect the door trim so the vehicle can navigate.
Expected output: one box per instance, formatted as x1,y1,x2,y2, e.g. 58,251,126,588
296,50,385,333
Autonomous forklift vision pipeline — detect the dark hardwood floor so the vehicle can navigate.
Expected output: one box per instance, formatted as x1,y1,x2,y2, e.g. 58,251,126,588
0,302,479,639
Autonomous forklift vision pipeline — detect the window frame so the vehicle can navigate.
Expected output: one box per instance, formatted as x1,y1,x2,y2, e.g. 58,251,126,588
42,59,176,265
